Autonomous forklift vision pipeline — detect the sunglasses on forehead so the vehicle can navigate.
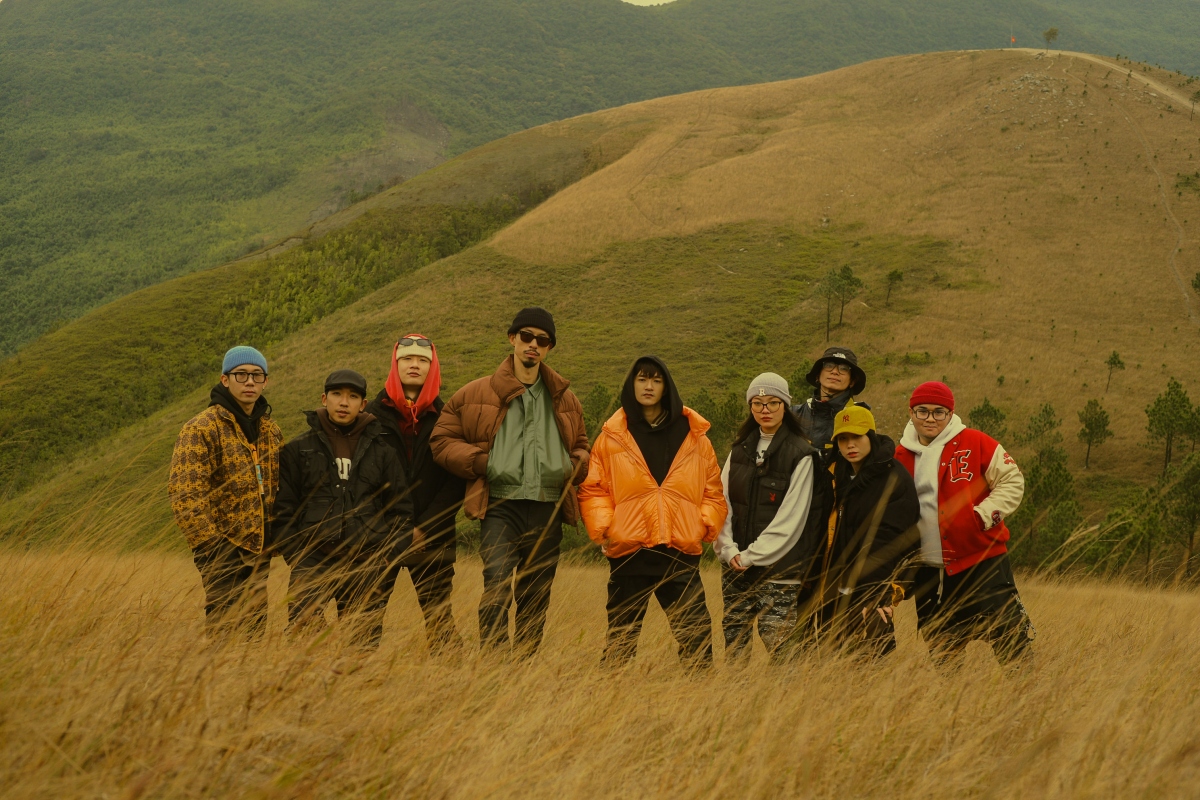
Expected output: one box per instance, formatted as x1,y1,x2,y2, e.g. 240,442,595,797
397,337,432,348
516,330,552,348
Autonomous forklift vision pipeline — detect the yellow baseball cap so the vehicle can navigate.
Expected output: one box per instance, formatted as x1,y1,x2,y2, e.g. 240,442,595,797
832,404,876,438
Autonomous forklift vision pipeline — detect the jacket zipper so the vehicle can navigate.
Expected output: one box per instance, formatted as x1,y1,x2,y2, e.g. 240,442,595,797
612,424,689,547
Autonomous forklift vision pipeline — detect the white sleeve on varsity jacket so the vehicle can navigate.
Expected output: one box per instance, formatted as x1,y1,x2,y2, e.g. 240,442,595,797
716,456,738,564
739,457,815,568
976,443,1025,530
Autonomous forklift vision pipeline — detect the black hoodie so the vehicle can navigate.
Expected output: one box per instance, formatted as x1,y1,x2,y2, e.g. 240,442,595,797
823,432,921,611
620,355,689,486
210,384,270,444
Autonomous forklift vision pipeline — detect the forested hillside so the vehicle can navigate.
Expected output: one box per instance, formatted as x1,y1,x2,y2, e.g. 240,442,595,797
2,0,1171,355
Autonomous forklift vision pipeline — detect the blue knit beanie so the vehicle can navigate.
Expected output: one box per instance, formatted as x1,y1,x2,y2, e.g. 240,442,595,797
222,346,268,375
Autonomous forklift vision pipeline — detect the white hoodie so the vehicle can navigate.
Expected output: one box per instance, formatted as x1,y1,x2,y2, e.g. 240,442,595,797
899,414,967,566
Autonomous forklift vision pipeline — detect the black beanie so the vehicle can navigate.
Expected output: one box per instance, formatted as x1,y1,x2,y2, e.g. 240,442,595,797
508,307,557,346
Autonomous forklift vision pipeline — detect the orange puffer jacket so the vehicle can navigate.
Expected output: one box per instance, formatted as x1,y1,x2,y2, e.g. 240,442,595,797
579,407,728,558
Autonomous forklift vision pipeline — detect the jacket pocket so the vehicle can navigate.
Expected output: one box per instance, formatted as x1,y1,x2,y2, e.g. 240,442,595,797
758,477,788,507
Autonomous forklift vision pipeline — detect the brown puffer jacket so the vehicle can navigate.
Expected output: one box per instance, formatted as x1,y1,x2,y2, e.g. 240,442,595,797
169,404,283,553
430,356,590,523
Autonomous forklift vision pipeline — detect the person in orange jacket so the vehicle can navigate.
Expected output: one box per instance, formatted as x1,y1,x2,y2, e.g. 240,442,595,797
578,356,728,668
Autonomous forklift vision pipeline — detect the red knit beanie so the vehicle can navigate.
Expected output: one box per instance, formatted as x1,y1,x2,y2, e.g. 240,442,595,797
909,381,955,411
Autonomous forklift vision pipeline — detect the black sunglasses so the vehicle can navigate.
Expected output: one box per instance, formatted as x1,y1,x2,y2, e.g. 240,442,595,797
397,337,432,348
517,330,552,348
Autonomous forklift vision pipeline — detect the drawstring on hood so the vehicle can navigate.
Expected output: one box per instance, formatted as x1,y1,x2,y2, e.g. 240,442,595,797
210,383,270,445
620,355,689,485
383,332,442,435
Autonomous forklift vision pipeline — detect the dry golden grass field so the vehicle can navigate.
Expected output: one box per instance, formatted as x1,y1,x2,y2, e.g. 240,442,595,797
1,543,1198,798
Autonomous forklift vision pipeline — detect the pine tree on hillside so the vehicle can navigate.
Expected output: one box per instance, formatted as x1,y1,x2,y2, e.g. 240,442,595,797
885,270,903,307
836,265,863,326
1105,350,1125,392
968,397,1007,439
1164,455,1200,579
816,269,841,342
582,383,616,441
1019,403,1063,450
1077,399,1113,468
1009,402,1076,565
1146,378,1193,475
1043,27,1059,50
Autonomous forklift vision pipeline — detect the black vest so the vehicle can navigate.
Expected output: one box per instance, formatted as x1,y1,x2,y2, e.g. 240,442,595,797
727,425,828,580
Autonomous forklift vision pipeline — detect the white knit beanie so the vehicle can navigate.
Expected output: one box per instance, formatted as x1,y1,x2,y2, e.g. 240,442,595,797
745,372,791,405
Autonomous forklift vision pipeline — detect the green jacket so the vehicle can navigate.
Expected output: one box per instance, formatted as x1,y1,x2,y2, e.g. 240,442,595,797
487,375,573,502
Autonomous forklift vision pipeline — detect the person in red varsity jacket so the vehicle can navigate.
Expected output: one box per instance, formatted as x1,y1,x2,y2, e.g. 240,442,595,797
894,381,1035,666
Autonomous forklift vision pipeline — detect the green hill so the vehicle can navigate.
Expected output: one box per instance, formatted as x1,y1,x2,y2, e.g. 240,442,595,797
6,50,1200,568
7,0,1180,355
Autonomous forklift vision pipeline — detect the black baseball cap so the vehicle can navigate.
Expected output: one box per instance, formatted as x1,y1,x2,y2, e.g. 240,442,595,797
323,369,367,396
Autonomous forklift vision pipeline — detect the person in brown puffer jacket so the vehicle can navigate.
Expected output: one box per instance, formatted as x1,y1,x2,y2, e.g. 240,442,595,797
430,307,589,658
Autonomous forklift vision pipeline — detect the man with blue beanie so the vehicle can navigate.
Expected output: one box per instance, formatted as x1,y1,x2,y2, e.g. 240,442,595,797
169,345,283,639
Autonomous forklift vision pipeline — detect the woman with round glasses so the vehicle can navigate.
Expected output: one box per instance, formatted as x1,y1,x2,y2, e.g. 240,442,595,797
794,347,869,465
895,381,1034,669
716,373,830,663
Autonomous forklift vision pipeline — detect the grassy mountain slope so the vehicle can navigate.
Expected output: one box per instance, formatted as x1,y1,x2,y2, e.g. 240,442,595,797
0,0,1136,354
0,116,643,495
6,49,1199,544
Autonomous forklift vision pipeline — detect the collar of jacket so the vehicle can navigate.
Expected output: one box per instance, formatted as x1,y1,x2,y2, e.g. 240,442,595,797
603,406,709,478
369,390,442,435
490,355,571,405
834,433,897,496
302,409,381,452
740,422,796,468
810,386,856,410
603,405,710,438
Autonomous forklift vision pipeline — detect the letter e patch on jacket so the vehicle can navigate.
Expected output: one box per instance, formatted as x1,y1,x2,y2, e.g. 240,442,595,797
949,450,974,483
336,457,352,481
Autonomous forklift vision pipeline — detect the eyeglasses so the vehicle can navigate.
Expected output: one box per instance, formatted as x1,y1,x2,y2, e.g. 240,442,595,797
517,330,552,348
750,399,784,413
913,407,950,421
821,362,852,375
398,337,432,348
228,371,267,384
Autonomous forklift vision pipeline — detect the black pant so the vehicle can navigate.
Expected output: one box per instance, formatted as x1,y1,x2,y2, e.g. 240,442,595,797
912,553,1035,665
605,558,712,669
192,536,270,640
404,552,462,655
478,499,563,656
288,541,462,651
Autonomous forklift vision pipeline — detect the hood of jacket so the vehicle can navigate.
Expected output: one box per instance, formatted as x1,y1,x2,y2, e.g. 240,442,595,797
382,333,442,435
833,431,897,498
619,355,688,486
899,414,967,455
209,383,270,444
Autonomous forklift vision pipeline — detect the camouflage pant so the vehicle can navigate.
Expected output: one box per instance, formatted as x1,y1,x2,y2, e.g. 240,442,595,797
721,571,802,663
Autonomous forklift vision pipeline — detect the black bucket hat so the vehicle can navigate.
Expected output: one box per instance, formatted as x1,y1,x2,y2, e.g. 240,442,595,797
805,347,867,395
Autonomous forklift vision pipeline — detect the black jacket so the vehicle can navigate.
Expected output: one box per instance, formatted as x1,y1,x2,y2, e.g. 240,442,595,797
727,423,830,582
366,391,464,558
823,433,921,611
272,411,414,562
793,389,870,465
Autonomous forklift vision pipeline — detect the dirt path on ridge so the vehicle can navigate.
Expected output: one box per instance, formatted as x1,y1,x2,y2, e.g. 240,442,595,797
1011,48,1198,325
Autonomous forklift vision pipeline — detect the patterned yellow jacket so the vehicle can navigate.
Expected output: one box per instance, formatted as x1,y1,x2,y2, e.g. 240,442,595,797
168,404,283,553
